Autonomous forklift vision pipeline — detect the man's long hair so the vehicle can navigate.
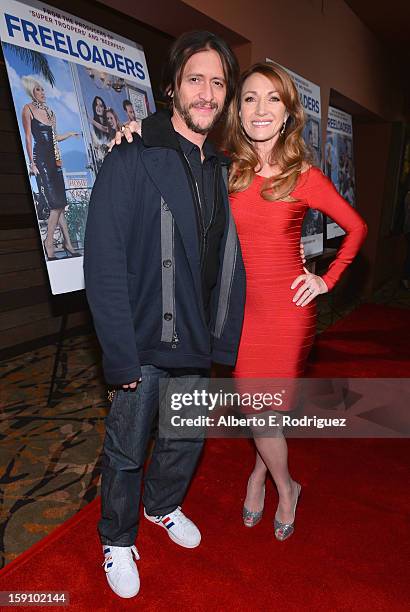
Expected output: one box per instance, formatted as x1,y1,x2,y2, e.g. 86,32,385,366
161,31,239,113
224,62,313,201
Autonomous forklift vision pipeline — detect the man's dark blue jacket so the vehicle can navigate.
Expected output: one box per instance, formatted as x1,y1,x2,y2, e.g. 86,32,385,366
84,111,246,385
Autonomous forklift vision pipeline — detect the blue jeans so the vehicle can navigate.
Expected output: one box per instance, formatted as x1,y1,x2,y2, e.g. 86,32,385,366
98,364,207,546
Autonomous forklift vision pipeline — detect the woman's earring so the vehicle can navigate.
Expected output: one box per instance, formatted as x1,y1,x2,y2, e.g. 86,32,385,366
280,120,287,136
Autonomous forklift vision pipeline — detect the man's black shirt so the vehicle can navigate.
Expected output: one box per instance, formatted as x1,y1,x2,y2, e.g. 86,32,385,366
177,132,226,322
177,132,217,227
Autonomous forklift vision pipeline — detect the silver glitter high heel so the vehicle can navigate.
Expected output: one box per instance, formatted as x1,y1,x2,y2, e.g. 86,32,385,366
242,481,265,528
274,482,301,541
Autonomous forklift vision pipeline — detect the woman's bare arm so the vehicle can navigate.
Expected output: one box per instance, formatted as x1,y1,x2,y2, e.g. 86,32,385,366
22,104,38,174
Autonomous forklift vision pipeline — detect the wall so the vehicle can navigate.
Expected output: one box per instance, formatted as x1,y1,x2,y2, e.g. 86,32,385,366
183,0,405,121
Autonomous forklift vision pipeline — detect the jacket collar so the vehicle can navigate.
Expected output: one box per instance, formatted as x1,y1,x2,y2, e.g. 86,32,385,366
177,132,218,163
142,109,180,150
141,109,230,166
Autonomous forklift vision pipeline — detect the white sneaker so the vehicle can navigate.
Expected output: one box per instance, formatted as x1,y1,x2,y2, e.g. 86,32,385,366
102,544,140,598
144,506,201,548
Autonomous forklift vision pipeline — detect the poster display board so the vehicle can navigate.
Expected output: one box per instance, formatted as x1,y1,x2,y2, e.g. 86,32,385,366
267,59,323,257
325,106,355,239
0,0,155,294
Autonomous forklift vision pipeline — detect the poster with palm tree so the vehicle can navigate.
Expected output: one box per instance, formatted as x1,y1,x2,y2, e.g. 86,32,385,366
0,0,155,294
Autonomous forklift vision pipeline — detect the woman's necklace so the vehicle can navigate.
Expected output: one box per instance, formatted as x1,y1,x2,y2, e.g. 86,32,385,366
32,100,54,123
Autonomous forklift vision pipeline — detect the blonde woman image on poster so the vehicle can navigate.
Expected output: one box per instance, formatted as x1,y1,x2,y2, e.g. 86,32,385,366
21,75,82,261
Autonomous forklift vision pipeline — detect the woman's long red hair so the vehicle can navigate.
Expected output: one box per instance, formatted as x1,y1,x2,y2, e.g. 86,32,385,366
224,62,313,201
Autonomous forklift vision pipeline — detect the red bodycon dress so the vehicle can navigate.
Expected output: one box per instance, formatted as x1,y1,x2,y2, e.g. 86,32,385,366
230,167,367,393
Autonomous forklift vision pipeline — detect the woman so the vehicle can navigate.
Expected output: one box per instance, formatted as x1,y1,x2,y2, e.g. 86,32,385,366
225,63,367,539
90,96,108,140
22,76,81,260
110,63,367,541
88,96,110,170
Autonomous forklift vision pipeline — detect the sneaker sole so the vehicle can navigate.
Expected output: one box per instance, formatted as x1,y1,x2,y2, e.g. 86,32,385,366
144,511,201,549
106,576,140,599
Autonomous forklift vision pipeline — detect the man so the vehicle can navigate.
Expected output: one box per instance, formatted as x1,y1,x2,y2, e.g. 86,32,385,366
122,98,136,122
84,31,245,599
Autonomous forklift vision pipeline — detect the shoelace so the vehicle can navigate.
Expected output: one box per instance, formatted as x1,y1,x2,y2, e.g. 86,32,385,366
102,545,140,572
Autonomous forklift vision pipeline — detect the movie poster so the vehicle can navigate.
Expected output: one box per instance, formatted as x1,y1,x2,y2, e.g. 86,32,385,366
325,106,355,239
266,59,323,257
0,0,155,294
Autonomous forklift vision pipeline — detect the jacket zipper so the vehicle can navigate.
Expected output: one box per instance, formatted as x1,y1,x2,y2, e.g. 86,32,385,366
180,152,220,338
182,153,206,267
201,163,219,272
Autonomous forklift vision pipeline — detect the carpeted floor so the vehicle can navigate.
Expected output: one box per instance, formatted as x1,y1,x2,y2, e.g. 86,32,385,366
0,297,409,609
307,302,410,377
0,439,408,610
0,334,106,568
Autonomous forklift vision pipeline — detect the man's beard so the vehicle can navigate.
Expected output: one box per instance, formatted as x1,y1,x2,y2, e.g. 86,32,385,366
173,93,223,135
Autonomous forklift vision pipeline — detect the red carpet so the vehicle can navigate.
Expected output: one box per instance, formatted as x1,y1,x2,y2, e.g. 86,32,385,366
1,304,409,611
307,303,410,377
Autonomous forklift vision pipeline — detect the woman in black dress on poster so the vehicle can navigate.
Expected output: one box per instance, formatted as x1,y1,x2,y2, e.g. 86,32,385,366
21,76,81,260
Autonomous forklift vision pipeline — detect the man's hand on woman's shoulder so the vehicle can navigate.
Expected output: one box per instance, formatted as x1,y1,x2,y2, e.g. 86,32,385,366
108,120,142,152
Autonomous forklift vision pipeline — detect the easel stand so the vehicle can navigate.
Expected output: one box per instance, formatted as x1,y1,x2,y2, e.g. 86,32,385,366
47,313,68,406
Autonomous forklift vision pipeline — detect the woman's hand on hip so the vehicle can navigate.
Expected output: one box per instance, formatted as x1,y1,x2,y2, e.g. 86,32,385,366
108,120,142,152
291,268,328,307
